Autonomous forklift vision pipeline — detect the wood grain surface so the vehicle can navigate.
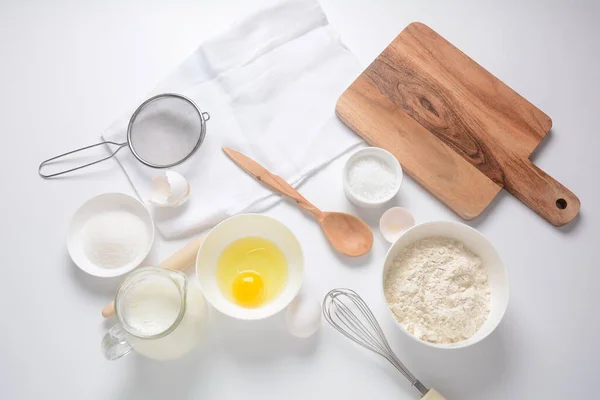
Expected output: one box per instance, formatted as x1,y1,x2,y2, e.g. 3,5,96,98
336,22,579,226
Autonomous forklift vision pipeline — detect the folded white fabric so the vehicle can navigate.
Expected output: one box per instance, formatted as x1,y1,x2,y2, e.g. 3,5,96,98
103,0,362,238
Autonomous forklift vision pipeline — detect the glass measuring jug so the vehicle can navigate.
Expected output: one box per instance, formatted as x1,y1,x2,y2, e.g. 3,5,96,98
102,267,207,361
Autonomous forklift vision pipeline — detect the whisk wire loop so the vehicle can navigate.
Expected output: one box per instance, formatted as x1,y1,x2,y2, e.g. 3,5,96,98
323,288,429,397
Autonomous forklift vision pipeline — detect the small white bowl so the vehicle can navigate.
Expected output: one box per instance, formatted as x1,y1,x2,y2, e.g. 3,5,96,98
381,221,509,349
343,147,403,208
67,193,155,278
195,214,304,321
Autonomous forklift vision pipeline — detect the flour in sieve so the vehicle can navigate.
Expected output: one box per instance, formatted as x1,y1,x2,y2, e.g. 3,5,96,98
81,211,149,269
384,237,491,344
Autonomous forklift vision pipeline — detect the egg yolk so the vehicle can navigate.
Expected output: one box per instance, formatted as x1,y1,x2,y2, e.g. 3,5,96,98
232,271,264,307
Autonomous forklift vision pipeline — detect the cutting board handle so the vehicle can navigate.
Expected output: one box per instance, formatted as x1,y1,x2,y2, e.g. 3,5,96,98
505,160,579,226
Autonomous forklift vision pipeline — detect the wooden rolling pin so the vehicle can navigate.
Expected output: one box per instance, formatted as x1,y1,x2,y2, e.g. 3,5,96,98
101,235,206,318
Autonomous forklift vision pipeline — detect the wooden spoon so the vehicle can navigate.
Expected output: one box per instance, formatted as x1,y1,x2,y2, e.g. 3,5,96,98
222,147,373,257
101,235,206,318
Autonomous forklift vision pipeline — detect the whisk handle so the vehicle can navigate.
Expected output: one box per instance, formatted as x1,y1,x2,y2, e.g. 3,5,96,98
38,141,127,178
422,389,446,400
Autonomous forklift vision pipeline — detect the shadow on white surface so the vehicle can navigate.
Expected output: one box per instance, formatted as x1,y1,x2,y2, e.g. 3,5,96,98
40,164,120,180
529,128,554,164
113,345,209,400
382,308,512,400
558,211,582,234
350,202,384,226
349,191,406,246
321,320,418,397
108,303,320,400
68,254,122,297
152,199,191,223
349,193,402,226
210,305,320,362
464,190,508,230
329,243,373,268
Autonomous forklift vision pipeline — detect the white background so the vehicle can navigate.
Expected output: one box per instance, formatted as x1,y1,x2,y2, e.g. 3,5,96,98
1,0,599,399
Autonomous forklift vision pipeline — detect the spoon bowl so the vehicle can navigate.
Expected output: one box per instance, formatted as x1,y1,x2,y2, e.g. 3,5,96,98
319,212,373,257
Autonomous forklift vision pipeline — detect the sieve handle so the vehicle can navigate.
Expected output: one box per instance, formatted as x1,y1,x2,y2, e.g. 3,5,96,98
38,141,127,178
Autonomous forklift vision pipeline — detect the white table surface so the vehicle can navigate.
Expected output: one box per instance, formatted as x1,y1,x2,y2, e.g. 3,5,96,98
1,0,599,399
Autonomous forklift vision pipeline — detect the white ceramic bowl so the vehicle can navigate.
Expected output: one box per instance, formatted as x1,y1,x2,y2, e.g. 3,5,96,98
381,221,509,349
343,147,403,208
67,193,155,278
196,214,304,321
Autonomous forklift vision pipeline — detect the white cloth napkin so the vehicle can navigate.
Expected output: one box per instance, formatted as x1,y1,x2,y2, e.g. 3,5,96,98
103,0,362,238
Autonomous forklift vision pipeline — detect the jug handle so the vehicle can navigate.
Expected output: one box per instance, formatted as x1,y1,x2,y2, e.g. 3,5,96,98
101,324,133,361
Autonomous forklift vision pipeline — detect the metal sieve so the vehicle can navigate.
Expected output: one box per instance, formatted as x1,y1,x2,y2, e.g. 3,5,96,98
38,93,210,178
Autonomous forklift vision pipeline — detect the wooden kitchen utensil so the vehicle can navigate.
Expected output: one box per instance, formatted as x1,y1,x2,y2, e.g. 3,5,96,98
336,22,579,226
101,235,206,318
222,147,373,257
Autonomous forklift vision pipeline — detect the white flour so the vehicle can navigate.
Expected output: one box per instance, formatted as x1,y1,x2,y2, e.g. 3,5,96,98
82,211,149,269
384,237,491,344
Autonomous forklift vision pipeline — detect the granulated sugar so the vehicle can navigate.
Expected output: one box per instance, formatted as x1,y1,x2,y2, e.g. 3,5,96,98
81,211,149,269
384,237,491,344
347,156,397,202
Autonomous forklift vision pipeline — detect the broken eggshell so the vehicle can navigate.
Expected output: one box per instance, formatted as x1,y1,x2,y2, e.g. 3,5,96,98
148,171,190,208
379,207,415,243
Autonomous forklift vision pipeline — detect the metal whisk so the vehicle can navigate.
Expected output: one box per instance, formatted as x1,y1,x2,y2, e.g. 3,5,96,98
323,288,445,400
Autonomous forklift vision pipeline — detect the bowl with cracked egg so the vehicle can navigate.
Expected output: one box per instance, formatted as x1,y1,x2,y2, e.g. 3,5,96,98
381,221,509,349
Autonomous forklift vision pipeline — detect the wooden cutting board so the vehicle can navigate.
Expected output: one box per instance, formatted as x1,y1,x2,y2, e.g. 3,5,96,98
336,22,579,226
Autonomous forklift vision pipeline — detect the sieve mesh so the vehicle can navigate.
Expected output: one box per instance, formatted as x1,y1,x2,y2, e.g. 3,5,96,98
38,93,208,178
128,95,204,168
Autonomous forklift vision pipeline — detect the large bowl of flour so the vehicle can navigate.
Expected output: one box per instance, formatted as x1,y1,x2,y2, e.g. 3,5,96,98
381,221,509,349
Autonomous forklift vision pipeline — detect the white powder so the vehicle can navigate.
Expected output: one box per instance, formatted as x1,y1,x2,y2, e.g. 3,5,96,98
81,211,149,269
347,156,397,201
384,237,491,344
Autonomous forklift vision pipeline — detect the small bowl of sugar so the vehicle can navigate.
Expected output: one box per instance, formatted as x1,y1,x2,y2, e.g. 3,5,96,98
67,193,155,278
343,147,403,208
